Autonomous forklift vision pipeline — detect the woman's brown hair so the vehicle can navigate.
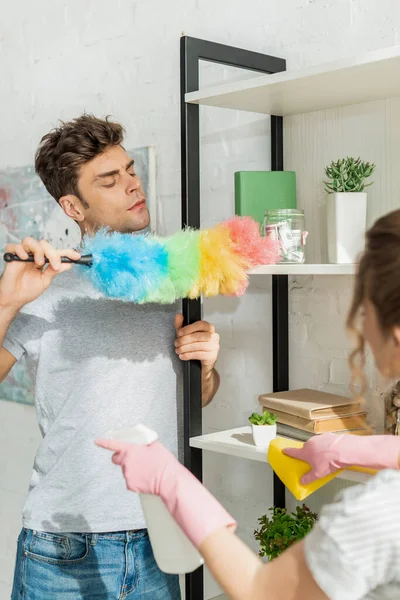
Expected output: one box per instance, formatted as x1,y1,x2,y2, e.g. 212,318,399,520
347,209,400,394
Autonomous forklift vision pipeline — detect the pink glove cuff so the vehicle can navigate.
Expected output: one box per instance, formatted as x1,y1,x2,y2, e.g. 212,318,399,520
167,472,236,548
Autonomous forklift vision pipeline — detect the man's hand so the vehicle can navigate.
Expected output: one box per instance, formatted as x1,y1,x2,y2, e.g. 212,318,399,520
0,238,80,311
174,314,220,369
174,314,221,405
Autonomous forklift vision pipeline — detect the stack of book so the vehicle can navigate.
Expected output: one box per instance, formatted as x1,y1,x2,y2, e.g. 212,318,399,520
258,388,373,441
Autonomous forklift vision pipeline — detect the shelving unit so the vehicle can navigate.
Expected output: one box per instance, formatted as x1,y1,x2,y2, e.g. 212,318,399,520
180,36,398,600
180,36,287,600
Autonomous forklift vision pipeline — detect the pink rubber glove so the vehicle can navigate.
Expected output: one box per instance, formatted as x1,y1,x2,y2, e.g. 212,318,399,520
95,438,236,549
283,433,400,484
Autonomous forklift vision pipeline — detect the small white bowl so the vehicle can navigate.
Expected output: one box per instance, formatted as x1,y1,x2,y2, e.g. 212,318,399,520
251,423,277,447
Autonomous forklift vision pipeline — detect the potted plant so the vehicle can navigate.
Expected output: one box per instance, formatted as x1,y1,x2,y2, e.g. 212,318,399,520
254,505,318,561
324,157,375,264
249,409,277,446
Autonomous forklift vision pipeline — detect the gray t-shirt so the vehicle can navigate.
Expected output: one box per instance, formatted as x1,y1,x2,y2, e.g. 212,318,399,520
3,268,182,533
305,469,400,599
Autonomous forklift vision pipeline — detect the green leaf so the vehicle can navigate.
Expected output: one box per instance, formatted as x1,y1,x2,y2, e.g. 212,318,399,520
262,409,277,424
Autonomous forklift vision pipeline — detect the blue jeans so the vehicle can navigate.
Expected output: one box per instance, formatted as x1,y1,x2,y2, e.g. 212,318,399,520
11,528,181,599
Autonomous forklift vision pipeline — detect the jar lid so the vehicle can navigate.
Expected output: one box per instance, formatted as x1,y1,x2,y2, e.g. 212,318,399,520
264,208,304,216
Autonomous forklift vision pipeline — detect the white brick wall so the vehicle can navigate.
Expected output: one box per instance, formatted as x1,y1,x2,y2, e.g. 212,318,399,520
1,1,399,598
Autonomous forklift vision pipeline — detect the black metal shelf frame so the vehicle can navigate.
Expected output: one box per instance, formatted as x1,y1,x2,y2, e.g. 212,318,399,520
180,36,287,600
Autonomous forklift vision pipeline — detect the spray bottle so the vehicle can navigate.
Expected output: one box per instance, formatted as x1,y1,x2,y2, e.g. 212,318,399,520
104,424,204,575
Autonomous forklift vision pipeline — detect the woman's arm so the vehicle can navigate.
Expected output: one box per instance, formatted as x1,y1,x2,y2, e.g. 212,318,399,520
199,528,328,600
95,437,327,599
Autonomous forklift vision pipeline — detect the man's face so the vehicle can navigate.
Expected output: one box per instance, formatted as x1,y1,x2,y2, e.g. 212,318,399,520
76,145,150,234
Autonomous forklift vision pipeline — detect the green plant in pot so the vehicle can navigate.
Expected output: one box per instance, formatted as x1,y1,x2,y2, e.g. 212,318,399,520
324,156,376,264
249,409,277,447
254,504,318,561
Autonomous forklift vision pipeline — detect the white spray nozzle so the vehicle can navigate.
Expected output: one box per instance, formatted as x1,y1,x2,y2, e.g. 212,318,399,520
103,424,159,446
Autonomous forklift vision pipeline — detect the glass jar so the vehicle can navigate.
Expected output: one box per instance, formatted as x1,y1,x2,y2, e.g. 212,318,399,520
263,209,307,264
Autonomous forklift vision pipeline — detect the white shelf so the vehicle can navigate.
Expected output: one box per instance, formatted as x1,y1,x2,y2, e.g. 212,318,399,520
249,264,356,276
186,46,400,116
191,426,269,462
190,426,372,484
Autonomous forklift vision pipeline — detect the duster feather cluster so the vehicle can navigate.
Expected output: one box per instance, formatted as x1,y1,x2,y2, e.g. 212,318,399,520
81,217,278,303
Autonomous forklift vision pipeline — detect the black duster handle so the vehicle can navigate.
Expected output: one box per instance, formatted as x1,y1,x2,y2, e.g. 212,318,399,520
3,253,93,266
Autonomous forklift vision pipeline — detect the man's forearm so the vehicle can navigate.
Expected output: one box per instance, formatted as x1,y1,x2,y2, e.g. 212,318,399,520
0,302,18,348
201,365,220,407
0,301,19,382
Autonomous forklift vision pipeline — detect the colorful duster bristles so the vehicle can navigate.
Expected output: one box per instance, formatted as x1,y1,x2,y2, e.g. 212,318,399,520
80,217,278,304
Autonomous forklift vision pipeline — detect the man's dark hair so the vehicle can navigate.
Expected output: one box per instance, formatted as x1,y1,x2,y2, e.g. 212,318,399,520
35,114,125,207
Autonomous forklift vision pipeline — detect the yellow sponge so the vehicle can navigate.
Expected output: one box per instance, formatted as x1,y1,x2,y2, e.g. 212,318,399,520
267,437,377,501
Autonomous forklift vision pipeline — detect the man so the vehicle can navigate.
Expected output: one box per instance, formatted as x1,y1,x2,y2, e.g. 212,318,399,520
0,114,220,599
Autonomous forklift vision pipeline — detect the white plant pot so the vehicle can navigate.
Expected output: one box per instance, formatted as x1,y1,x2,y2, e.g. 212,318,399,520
251,423,277,447
326,192,367,264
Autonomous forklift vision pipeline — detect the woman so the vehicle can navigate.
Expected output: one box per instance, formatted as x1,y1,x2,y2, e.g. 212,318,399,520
97,210,400,599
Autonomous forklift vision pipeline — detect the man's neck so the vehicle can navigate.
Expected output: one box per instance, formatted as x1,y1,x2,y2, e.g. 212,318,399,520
80,224,151,240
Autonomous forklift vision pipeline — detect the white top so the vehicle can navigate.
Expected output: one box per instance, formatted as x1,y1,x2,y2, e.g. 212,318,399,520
305,470,400,599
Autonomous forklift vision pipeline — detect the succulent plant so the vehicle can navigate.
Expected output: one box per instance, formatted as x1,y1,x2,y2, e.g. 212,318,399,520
324,157,375,193
248,409,277,426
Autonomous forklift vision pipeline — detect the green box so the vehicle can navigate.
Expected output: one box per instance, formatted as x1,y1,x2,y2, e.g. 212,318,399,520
235,171,297,227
